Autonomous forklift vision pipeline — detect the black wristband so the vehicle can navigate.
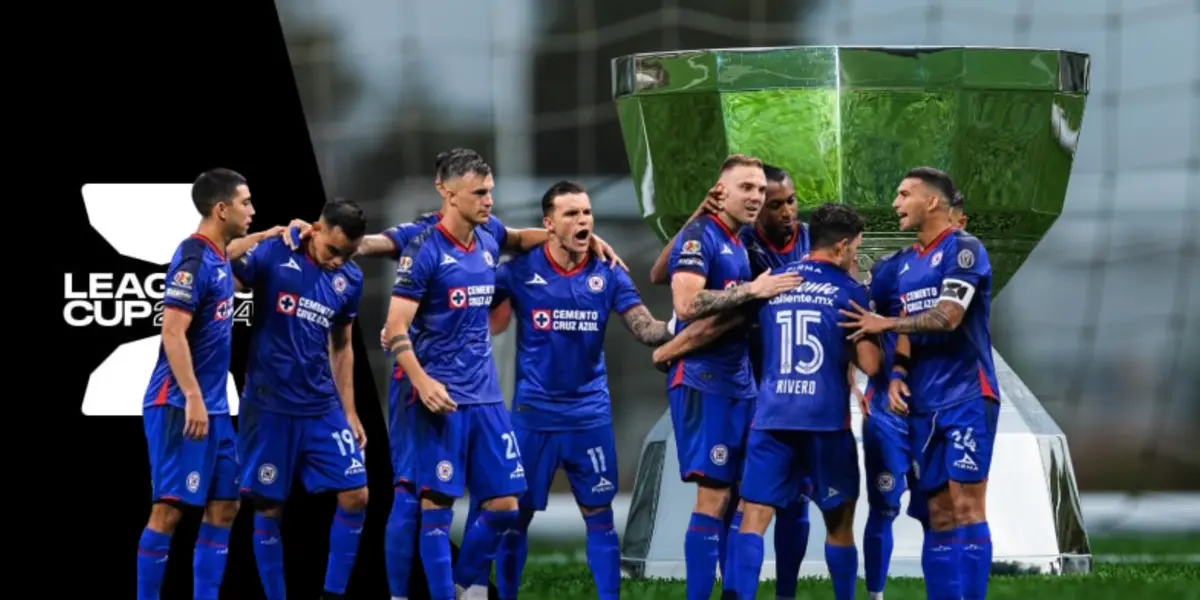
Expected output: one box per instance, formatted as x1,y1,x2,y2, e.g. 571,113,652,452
892,352,912,374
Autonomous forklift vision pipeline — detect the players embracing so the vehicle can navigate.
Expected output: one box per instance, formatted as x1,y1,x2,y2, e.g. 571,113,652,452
842,167,999,600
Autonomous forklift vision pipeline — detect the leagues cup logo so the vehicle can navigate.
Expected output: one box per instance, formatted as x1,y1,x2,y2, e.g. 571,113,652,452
69,184,251,416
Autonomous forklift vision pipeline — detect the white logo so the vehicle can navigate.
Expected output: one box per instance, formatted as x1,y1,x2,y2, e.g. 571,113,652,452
440,254,457,266
931,251,943,267
876,472,896,492
482,251,494,267
75,184,245,417
281,257,301,271
437,460,454,482
258,463,278,485
899,263,910,275
216,269,226,280
345,457,365,476
186,471,201,493
953,454,979,471
526,273,548,285
720,244,733,255
332,274,348,294
825,487,840,500
592,476,615,494
956,248,975,269
510,462,525,480
709,444,728,466
587,275,605,293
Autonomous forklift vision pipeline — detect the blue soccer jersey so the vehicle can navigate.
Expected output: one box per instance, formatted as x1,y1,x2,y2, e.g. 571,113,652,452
666,215,757,399
393,222,524,499
142,234,240,507
865,250,907,410
231,237,367,500
382,211,508,261
232,237,364,416
894,229,999,412
741,222,811,381
143,234,237,414
741,259,867,510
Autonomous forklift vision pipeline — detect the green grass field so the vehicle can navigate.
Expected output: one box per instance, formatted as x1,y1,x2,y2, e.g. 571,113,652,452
511,534,1200,599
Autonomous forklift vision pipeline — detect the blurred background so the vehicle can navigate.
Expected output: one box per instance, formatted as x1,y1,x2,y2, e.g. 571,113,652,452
275,0,1198,530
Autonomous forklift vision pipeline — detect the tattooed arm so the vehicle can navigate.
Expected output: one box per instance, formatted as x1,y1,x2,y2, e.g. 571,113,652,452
889,299,965,333
651,311,744,366
619,305,673,346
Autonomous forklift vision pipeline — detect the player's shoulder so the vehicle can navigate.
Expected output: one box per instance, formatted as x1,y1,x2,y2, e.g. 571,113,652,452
474,224,501,249
402,224,442,256
868,249,905,276
736,225,759,247
175,234,216,263
415,210,441,225
337,259,364,283
947,230,989,265
504,247,538,271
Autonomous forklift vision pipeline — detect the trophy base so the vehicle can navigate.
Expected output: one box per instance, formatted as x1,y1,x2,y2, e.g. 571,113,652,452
619,349,1092,579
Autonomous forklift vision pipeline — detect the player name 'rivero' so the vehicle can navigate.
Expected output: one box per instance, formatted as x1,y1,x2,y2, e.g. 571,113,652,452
769,281,840,307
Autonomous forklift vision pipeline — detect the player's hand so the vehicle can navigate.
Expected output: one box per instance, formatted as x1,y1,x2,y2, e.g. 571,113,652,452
346,411,368,450
285,219,313,249
692,183,725,219
838,300,891,341
263,225,287,241
380,327,390,353
416,377,457,415
590,235,628,272
184,393,209,440
747,269,803,300
651,346,671,373
888,378,910,416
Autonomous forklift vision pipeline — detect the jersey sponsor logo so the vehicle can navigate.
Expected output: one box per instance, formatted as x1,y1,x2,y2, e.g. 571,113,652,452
587,275,605,293
448,285,494,309
681,240,701,255
768,280,840,309
537,308,601,332
901,286,941,314
74,184,247,416
276,294,337,328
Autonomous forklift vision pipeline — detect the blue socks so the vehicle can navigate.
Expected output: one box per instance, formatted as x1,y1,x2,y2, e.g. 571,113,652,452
922,527,963,600
961,521,993,599
385,487,420,599
732,532,764,599
864,508,896,594
454,508,520,589
253,513,287,600
584,509,622,600
324,506,366,594
720,511,742,597
464,503,491,590
496,511,534,600
136,527,172,600
420,508,455,600
684,512,722,600
825,542,858,600
193,522,231,600
774,502,810,598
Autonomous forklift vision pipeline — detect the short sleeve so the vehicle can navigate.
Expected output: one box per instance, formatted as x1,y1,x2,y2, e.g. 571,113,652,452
163,245,209,313
867,254,898,316
611,266,644,314
940,236,991,309
392,238,435,302
492,262,513,307
382,223,421,260
231,238,272,287
483,215,509,250
668,221,710,279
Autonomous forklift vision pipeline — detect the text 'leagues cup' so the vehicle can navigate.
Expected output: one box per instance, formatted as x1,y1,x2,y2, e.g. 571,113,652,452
612,45,1089,294
611,46,1093,580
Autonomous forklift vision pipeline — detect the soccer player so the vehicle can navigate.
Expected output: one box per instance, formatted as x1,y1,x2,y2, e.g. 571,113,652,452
385,152,526,600
138,168,264,600
232,199,371,600
651,164,816,598
474,180,674,600
664,154,802,600
840,167,999,600
733,203,882,600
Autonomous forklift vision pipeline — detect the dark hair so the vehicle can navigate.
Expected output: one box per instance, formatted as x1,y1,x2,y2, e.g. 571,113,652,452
808,203,865,251
191,168,246,217
949,190,965,210
540,180,588,216
435,148,492,182
762,164,789,183
904,166,959,207
320,198,367,240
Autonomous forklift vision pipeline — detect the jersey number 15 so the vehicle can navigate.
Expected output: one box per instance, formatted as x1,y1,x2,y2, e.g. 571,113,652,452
775,309,825,376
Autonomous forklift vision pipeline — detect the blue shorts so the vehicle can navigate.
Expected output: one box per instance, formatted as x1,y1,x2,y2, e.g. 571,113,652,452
910,399,1001,492
863,391,925,521
144,406,239,507
237,403,368,502
516,424,619,511
668,385,752,486
741,428,860,512
389,375,417,488
412,402,527,501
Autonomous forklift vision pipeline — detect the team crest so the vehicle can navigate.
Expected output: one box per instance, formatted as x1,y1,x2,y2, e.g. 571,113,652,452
186,471,201,493
876,472,896,492
332,274,348,294
436,460,455,482
447,287,468,309
709,444,729,466
172,271,193,287
723,280,740,290
214,297,233,321
931,251,943,267
531,309,552,331
957,248,975,269
398,256,413,272
482,250,494,267
587,275,605,293
681,240,701,254
276,292,298,315
258,463,278,485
